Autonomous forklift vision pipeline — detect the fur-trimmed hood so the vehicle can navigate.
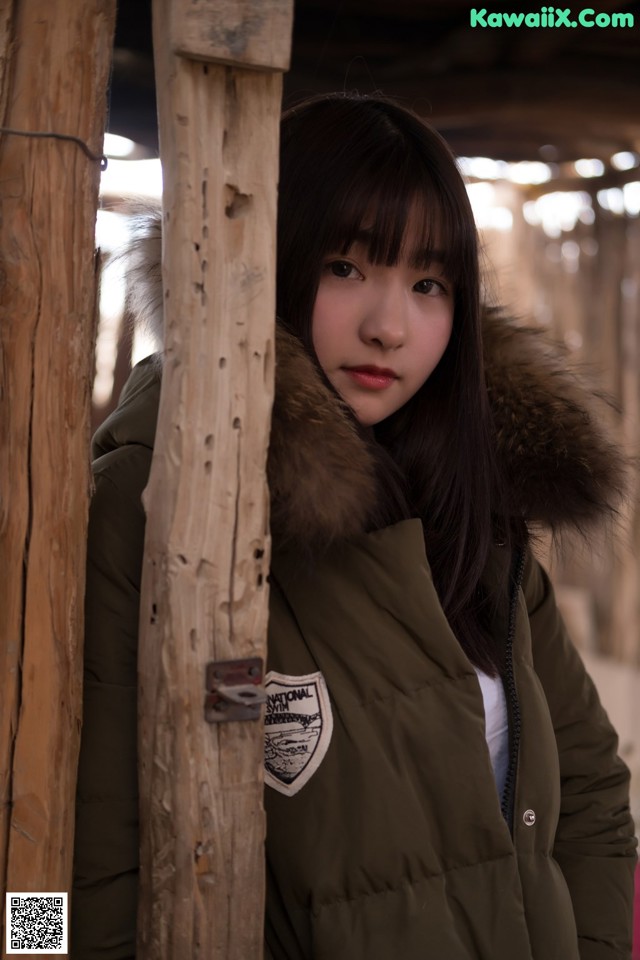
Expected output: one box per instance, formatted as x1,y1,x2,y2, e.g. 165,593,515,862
107,209,627,547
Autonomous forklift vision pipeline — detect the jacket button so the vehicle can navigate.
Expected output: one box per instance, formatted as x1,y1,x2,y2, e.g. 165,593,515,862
523,809,536,826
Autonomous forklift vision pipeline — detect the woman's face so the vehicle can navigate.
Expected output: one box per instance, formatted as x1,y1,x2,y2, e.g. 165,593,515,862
311,228,454,427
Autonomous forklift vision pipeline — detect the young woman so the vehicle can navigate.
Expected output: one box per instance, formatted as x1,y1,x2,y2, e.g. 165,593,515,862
72,94,637,959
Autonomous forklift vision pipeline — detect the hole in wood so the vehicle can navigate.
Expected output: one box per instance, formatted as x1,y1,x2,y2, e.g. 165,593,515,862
204,461,212,474
201,179,208,218
232,417,241,429
219,357,226,369
204,434,214,448
224,185,252,220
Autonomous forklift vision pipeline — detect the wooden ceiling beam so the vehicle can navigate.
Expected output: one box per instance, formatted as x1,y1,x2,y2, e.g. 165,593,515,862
286,67,640,132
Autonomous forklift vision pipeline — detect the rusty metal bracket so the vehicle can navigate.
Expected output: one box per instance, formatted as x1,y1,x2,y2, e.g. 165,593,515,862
204,657,266,723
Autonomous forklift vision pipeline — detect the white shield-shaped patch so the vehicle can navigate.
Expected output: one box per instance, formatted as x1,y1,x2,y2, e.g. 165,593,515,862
264,670,333,797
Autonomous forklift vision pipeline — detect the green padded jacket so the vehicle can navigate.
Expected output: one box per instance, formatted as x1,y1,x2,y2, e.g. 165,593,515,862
72,314,637,960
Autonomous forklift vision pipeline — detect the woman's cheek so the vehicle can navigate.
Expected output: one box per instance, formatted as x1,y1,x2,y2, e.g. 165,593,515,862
311,291,341,368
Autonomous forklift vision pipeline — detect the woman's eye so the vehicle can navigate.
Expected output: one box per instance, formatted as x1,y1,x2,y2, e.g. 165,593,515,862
414,278,446,296
327,260,360,279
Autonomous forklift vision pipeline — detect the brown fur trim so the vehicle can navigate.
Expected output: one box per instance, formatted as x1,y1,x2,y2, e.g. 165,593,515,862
483,308,627,532
116,207,627,544
269,328,378,548
118,204,164,352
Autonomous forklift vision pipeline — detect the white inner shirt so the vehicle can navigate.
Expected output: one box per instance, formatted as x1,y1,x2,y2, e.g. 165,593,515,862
473,667,510,800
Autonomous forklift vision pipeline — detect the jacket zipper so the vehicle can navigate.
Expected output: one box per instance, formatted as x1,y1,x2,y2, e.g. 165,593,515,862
500,547,526,831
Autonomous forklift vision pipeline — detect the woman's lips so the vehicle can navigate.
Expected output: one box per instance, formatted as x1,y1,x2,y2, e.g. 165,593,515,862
343,367,398,390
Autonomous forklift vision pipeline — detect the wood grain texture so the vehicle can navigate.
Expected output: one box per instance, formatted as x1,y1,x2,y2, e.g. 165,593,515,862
172,0,293,71
0,0,115,946
138,1,286,956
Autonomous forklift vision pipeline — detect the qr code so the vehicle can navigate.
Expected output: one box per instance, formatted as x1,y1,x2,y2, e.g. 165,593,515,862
5,893,68,955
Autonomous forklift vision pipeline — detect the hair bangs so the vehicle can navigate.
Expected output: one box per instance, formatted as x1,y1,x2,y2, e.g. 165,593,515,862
319,143,470,292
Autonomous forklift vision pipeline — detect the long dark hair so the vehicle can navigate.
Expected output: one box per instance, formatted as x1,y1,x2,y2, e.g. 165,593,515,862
276,93,517,674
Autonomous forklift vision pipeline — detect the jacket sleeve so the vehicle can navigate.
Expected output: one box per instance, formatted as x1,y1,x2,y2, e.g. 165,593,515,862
71,446,151,960
523,550,638,960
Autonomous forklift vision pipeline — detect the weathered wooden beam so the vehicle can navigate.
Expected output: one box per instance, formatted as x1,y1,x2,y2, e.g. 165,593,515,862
172,0,292,70
0,0,115,941
138,1,292,957
390,72,640,135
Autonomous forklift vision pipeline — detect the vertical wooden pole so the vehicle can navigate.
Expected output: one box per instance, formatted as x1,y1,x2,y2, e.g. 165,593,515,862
0,0,116,946
138,1,293,957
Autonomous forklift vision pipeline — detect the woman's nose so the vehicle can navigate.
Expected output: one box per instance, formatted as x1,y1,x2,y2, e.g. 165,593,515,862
359,290,407,349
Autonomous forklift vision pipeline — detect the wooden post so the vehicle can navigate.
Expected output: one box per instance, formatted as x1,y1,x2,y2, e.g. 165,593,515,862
138,1,293,957
0,0,116,946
